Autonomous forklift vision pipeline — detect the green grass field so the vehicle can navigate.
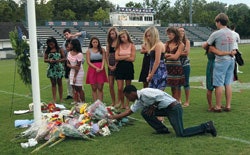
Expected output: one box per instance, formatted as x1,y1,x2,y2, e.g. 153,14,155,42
0,44,250,155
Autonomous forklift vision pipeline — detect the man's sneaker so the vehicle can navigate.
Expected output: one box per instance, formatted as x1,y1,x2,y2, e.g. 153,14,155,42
65,95,73,100
206,121,217,137
153,128,170,134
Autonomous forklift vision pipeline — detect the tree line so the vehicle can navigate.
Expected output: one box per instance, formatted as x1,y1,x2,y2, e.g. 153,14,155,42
0,0,249,37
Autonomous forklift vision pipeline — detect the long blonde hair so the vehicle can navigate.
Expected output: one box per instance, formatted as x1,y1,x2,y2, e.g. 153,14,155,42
116,29,133,49
143,26,160,51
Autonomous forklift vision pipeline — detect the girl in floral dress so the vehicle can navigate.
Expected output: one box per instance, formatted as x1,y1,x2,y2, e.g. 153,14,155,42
86,37,108,102
143,26,167,122
143,26,167,91
44,37,65,103
165,27,185,102
67,39,85,103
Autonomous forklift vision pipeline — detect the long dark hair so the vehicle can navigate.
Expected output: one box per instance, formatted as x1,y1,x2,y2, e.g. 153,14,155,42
166,27,181,44
106,27,118,48
178,27,188,46
45,36,60,54
88,36,103,54
70,39,82,53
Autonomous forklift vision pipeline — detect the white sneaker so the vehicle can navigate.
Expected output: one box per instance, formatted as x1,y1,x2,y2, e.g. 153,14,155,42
237,71,243,73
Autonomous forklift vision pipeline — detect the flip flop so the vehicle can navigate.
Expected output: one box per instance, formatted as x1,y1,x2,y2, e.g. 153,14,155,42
207,107,215,112
213,107,222,112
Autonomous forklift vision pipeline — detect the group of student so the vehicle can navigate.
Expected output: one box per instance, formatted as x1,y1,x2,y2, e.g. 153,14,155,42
44,29,87,105
138,26,191,108
44,13,239,115
42,12,241,138
43,27,136,108
108,13,240,137
44,26,192,109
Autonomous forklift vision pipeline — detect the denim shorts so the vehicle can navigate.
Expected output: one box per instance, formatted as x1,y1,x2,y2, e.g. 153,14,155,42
213,58,235,86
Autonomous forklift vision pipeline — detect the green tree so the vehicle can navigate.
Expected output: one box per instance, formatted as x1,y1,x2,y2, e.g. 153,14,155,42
204,1,227,28
3,0,250,37
93,7,109,21
63,9,76,20
35,0,54,24
175,0,194,23
192,0,208,24
144,0,170,25
125,1,143,8
0,0,19,22
227,4,250,38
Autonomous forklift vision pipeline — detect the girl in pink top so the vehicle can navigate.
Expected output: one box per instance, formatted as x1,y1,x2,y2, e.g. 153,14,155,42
115,30,136,109
86,37,108,102
67,39,85,103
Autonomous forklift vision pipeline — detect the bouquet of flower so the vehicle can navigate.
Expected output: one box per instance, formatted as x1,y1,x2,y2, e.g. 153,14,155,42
60,123,91,140
87,100,108,120
17,100,135,153
77,123,95,137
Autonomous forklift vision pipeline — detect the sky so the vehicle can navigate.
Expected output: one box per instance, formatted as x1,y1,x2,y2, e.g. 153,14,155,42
108,0,250,7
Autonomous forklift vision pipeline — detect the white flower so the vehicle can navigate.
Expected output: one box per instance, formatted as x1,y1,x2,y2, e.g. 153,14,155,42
22,35,27,40
99,126,111,136
78,124,92,134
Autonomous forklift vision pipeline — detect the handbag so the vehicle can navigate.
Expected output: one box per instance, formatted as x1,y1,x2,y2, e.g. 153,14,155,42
235,50,244,66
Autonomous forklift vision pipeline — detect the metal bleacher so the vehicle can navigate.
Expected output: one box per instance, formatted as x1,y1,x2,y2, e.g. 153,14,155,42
157,26,168,43
34,25,213,49
184,26,212,42
117,26,145,45
26,26,61,48
81,26,107,46
52,26,90,47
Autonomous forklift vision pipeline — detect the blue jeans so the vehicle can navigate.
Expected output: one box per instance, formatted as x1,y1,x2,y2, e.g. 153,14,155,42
141,103,207,137
183,65,190,89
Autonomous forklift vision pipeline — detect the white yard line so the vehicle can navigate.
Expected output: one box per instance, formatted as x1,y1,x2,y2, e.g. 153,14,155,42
219,136,250,145
2,88,250,145
128,116,250,144
0,90,32,98
0,85,50,98
133,76,250,92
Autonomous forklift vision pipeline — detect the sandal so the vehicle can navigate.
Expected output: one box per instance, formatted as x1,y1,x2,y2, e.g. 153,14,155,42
182,103,189,107
224,107,231,112
213,107,222,112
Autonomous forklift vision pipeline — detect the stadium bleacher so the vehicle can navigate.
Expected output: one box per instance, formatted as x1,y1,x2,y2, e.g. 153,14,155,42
1,23,214,50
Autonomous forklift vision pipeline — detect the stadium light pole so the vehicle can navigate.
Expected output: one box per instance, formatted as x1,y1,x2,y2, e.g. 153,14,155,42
189,0,193,24
27,0,42,124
